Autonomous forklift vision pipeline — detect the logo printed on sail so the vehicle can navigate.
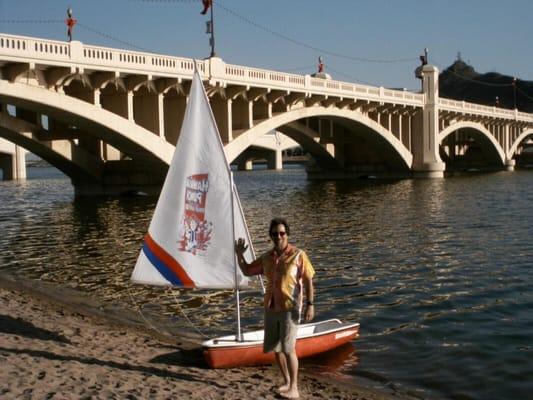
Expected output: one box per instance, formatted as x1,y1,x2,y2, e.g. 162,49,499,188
178,173,212,254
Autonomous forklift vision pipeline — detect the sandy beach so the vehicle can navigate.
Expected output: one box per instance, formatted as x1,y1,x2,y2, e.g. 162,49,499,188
0,273,407,400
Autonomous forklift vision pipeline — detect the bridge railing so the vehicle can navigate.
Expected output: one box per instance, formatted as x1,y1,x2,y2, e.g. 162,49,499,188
0,32,424,106
439,98,533,123
0,33,206,77
0,34,71,62
81,43,206,75
222,61,424,105
3,32,533,123
224,63,306,88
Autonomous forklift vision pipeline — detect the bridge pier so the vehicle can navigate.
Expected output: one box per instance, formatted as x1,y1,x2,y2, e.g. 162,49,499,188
236,148,283,171
238,159,253,171
267,149,283,170
412,65,445,178
0,142,26,180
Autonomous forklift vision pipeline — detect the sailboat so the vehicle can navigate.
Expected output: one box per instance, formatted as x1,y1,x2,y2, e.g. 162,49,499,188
131,68,359,369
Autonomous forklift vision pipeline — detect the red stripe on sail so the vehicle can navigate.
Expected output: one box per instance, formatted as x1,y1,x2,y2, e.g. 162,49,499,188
144,233,196,287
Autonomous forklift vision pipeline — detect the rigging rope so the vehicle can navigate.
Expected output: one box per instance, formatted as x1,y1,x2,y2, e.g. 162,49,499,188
127,285,208,339
127,0,418,64
0,18,152,52
126,286,168,336
516,85,533,102
0,19,63,24
214,1,418,64
431,57,515,87
167,287,208,338
76,22,152,52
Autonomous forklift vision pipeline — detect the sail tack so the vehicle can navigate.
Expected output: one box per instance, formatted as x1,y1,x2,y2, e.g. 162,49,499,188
131,70,251,289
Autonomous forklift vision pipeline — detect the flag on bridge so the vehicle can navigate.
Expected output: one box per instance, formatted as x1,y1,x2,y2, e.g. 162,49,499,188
201,0,212,15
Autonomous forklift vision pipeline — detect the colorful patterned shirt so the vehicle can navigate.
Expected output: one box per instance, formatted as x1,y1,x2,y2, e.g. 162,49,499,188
247,244,315,312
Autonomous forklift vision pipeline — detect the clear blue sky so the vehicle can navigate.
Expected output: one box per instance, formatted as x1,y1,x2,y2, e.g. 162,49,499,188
1,0,531,91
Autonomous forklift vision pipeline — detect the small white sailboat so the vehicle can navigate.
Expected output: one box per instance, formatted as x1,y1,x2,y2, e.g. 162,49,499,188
131,68,359,368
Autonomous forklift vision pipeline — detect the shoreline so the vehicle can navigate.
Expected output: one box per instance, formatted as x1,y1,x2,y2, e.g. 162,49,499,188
0,272,413,399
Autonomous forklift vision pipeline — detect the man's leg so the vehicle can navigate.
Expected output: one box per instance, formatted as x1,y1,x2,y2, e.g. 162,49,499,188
280,350,299,399
275,352,290,391
279,309,300,398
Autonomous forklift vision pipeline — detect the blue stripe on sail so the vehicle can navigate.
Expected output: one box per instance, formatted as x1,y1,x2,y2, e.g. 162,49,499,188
142,242,184,286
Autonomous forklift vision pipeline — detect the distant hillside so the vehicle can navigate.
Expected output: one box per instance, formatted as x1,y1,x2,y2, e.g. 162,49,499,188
439,60,533,113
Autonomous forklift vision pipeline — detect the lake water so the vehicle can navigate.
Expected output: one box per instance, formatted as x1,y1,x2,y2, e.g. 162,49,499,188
1,165,532,400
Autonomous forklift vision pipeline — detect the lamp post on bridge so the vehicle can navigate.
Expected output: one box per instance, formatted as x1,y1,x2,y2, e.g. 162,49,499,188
512,77,517,110
201,0,216,58
414,48,429,88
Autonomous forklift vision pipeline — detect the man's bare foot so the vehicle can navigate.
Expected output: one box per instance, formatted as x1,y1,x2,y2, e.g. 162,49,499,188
277,383,290,393
280,387,299,399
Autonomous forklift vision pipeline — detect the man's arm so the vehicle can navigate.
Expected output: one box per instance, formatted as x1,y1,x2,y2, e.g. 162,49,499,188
235,237,253,276
303,274,315,322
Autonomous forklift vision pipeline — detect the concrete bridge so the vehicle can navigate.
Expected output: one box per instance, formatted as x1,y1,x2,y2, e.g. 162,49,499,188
1,33,532,195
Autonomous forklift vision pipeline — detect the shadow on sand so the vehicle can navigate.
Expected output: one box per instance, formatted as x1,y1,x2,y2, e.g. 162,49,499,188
0,314,71,344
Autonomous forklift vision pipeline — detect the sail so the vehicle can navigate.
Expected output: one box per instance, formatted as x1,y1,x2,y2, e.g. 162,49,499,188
131,69,252,289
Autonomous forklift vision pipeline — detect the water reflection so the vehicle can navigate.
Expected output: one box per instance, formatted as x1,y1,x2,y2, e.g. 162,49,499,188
302,343,359,377
1,167,533,399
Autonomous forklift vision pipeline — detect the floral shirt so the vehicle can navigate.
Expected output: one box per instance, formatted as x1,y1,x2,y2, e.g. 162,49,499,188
247,244,315,312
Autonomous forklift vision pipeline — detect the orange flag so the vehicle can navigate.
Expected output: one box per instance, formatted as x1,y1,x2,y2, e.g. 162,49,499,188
201,0,212,15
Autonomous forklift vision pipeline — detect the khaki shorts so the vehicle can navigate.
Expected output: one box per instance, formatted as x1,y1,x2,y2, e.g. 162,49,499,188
263,308,299,354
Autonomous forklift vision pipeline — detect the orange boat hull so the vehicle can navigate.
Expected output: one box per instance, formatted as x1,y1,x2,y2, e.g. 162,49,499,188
204,322,359,369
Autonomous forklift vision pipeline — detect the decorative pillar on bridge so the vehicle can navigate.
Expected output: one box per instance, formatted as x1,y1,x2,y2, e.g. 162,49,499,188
504,125,516,171
412,65,445,177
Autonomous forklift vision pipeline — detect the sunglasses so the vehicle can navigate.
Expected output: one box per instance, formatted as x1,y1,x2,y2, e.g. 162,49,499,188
270,231,287,237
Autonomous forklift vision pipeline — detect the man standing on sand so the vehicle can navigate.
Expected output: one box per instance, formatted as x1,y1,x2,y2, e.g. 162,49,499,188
235,218,315,400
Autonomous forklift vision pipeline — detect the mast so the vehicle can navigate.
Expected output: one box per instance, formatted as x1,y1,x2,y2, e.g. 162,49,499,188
230,172,243,341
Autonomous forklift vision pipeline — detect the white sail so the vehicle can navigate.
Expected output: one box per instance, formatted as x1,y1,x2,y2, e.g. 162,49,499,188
131,69,252,289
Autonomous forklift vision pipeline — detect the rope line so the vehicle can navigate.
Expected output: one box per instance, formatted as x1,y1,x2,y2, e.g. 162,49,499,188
214,1,418,64
325,65,382,87
431,57,515,88
167,288,208,338
127,0,419,64
76,22,153,52
0,19,63,24
127,286,168,336
516,85,533,102
127,286,208,339
278,64,316,73
0,18,156,52
128,0,199,2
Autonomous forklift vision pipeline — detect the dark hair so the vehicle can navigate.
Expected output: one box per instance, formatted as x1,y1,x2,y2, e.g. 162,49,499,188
269,218,290,236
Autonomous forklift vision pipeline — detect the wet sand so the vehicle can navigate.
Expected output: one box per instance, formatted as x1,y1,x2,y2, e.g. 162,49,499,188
0,273,410,399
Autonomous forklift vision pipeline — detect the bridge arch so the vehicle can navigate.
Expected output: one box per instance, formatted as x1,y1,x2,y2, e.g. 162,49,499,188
0,80,175,165
509,128,533,158
438,121,506,166
278,121,340,168
225,107,413,170
0,113,102,181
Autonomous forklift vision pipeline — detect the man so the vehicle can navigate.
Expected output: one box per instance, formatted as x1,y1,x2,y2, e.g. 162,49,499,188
235,218,315,400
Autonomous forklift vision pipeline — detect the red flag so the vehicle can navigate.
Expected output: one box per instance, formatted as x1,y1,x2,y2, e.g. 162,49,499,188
201,0,211,15
65,17,77,41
